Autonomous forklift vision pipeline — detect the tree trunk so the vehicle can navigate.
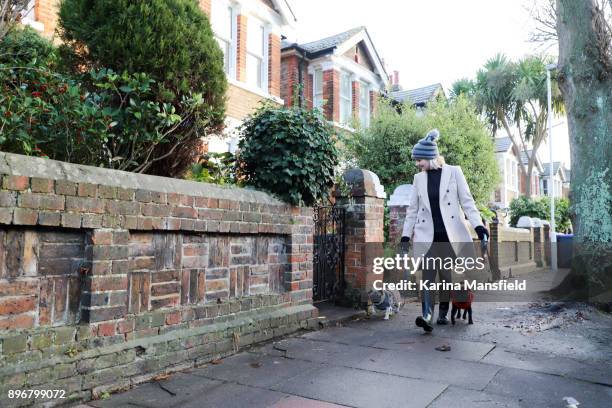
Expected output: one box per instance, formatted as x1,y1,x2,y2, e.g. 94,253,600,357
555,0,612,302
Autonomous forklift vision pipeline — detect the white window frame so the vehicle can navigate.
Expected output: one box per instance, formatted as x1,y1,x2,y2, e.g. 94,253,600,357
359,81,370,127
313,69,324,110
211,0,237,78
542,179,548,196
245,17,269,91
339,71,352,124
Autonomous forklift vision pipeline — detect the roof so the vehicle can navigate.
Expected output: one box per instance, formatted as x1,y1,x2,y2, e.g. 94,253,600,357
390,83,445,106
494,137,513,153
541,162,564,177
283,27,364,55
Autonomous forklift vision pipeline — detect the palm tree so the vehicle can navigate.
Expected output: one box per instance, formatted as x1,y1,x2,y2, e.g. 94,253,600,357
511,55,564,196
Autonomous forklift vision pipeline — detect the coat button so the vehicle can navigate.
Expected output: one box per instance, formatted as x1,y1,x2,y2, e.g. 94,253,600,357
422,220,425,223
451,216,454,219
422,208,424,211
448,202,451,205
447,189,449,193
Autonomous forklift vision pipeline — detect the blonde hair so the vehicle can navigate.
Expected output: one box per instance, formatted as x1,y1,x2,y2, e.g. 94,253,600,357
428,156,446,170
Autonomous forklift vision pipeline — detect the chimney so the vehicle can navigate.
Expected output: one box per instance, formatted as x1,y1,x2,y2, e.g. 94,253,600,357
393,70,399,85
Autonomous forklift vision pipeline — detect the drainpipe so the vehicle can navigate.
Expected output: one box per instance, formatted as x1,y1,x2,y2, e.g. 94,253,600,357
294,45,308,107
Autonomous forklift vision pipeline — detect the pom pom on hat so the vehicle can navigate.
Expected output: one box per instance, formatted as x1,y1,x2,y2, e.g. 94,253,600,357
411,129,441,160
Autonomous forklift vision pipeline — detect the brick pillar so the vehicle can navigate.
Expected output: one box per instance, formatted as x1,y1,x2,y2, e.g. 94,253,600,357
323,69,339,122
533,226,546,267
81,229,129,323
285,207,315,304
352,81,360,121
489,221,501,280
280,55,297,106
543,224,551,265
370,90,378,116
268,33,281,97
236,14,248,82
35,0,60,38
387,184,414,244
305,73,314,109
334,169,385,304
199,0,212,17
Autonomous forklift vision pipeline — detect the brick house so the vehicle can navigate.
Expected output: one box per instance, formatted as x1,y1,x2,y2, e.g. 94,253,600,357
493,137,544,211
389,81,446,112
280,26,389,130
19,0,298,154
541,161,569,199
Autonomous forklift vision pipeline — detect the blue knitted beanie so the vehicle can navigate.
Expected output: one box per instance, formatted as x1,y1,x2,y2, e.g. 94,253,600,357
411,129,440,160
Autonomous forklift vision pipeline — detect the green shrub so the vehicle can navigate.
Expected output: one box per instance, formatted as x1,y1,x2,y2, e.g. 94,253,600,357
509,196,572,232
187,152,237,185
237,105,339,206
0,28,204,172
58,0,227,176
343,96,500,206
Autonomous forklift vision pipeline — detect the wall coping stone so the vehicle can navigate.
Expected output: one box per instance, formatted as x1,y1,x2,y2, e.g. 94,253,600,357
0,152,284,205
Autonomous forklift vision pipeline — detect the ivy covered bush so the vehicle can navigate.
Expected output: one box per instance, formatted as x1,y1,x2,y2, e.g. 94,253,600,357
0,28,206,172
58,0,227,176
237,105,339,206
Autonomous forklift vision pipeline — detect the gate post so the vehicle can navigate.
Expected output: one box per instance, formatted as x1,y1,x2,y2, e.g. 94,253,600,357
334,169,385,305
388,184,413,244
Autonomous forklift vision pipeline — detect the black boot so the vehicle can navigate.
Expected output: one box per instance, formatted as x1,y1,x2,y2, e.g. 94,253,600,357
437,302,449,325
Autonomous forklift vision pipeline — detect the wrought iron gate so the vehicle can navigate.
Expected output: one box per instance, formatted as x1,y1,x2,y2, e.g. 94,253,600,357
313,206,345,302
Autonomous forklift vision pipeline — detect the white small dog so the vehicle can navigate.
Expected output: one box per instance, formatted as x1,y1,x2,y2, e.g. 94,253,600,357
367,289,402,320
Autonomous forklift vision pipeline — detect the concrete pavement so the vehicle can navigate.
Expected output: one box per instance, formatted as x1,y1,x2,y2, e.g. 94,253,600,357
81,271,612,408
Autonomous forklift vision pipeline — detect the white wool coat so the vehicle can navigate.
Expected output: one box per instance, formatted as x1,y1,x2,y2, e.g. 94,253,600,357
402,164,483,258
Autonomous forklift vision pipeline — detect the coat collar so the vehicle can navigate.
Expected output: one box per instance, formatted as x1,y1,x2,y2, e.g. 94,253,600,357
417,165,452,211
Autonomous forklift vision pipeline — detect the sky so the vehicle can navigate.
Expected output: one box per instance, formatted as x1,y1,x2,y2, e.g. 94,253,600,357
286,0,571,166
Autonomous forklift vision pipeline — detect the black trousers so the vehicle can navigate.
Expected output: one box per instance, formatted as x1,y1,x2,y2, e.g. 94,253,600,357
421,229,455,320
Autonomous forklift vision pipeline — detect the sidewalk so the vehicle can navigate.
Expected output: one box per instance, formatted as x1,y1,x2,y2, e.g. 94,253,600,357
81,270,612,408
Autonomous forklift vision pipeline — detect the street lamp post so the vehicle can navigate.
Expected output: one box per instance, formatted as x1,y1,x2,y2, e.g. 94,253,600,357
546,63,557,271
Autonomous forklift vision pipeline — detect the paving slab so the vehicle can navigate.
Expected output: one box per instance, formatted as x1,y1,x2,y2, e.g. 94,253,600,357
428,386,522,408
371,336,496,362
270,395,350,408
271,365,447,408
178,382,289,408
484,367,612,407
356,348,501,390
299,326,384,346
191,351,322,388
89,374,224,408
482,346,612,386
254,337,386,368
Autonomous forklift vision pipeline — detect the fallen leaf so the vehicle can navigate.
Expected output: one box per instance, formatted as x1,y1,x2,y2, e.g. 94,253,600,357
211,359,223,365
249,362,262,368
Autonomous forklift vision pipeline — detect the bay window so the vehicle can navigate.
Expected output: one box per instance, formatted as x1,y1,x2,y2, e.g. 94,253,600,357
359,81,370,127
247,18,266,89
211,0,234,76
313,69,324,110
340,71,352,124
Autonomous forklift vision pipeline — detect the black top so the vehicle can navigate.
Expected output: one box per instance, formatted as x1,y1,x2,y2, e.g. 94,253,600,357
427,168,447,239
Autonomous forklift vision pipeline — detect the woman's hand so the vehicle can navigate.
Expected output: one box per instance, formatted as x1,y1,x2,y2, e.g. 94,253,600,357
475,226,489,241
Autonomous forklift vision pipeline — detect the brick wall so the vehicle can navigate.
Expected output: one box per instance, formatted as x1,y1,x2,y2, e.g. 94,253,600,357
236,14,248,82
0,152,316,406
199,0,212,17
323,69,340,122
226,83,280,120
268,33,281,98
280,53,313,109
352,81,360,120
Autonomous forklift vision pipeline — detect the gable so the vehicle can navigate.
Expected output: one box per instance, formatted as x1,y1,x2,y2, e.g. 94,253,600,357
343,42,375,72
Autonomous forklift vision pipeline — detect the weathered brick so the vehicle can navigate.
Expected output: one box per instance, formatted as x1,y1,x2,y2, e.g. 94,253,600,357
38,211,61,226
55,180,77,196
82,213,104,228
61,212,81,228
13,208,38,225
97,185,117,199
0,208,13,224
18,192,65,211
121,215,138,229
0,191,17,206
150,191,167,204
54,327,76,344
0,296,36,315
83,306,127,323
135,189,153,202
66,196,105,213
77,183,98,197
2,175,29,190
92,245,128,261
116,187,136,201
30,331,53,350
90,229,113,245
30,177,54,193
87,275,128,292
1,334,27,353
96,321,116,336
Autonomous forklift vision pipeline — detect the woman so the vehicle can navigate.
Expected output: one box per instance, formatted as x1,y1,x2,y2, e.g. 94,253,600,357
400,129,488,332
